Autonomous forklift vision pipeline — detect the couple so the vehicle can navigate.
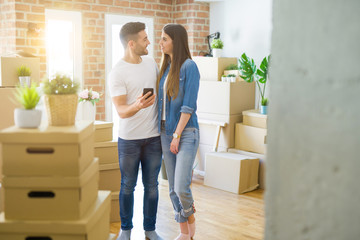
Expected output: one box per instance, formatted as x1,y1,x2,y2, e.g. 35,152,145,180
108,22,200,240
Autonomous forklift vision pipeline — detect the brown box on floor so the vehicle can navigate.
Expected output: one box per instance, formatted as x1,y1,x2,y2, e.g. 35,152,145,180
204,152,259,194
94,121,113,142
0,121,94,177
95,140,118,164
0,191,111,240
235,123,267,154
242,109,267,129
110,191,120,223
2,158,99,221
193,57,237,81
99,163,121,192
0,56,40,87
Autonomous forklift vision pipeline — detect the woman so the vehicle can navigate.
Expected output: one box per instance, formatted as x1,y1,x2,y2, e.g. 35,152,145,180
157,24,200,240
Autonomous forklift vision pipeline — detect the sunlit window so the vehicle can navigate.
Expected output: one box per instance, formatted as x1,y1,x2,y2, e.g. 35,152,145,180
45,9,82,84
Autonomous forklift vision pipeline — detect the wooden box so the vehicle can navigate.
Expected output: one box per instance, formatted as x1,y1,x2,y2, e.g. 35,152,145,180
193,57,237,81
243,109,267,129
204,152,259,194
99,163,121,192
2,158,99,221
95,140,118,164
0,56,40,87
235,123,267,154
0,191,111,240
95,121,113,142
0,121,94,177
197,81,255,115
110,191,120,223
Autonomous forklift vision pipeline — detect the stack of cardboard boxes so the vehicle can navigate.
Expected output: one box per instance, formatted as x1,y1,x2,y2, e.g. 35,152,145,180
0,121,113,239
193,57,255,170
94,121,121,223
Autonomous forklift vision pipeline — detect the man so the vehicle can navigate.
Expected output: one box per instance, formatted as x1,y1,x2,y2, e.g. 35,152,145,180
108,22,163,240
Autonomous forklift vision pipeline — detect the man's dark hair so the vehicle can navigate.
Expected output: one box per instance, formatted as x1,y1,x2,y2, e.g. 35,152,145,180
119,22,146,49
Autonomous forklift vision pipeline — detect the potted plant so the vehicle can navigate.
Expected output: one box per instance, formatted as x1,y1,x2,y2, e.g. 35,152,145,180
221,74,227,82
14,83,41,128
239,53,270,114
16,65,32,87
211,38,224,58
42,74,80,126
76,88,101,122
227,74,236,83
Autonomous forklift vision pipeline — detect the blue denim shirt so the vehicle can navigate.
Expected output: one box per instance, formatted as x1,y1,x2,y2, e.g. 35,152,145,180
158,59,200,135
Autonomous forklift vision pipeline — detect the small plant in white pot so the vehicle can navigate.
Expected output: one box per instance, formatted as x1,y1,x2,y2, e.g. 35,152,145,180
76,88,101,122
14,83,41,128
16,65,32,87
239,53,270,114
211,38,224,57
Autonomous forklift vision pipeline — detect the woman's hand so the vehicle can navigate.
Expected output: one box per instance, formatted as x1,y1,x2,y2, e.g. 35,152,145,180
170,137,180,154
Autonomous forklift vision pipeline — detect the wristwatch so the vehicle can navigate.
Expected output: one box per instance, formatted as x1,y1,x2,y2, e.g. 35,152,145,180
173,132,181,139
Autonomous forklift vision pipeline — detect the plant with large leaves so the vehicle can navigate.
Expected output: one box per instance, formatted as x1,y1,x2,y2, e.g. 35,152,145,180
239,53,270,106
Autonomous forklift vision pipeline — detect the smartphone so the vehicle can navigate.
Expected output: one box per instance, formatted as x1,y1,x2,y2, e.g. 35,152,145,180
143,88,154,99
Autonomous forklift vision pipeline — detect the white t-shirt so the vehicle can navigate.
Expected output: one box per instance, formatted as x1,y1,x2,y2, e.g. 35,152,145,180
108,56,159,140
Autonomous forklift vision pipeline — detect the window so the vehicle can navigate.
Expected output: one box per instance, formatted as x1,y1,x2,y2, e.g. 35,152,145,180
105,14,154,138
45,9,82,84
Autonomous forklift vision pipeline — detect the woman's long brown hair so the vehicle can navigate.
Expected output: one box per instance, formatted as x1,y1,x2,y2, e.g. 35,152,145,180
157,24,192,100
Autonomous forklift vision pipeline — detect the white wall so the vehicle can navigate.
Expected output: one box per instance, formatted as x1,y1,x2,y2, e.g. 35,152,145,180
210,0,272,65
266,0,360,239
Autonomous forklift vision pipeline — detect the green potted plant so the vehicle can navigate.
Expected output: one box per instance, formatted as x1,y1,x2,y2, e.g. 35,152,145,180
239,53,270,114
227,74,236,83
221,74,227,82
14,83,41,128
211,38,224,58
16,65,32,87
42,74,80,126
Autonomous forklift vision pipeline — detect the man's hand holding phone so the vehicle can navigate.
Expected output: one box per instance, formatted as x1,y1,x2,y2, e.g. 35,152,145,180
135,88,155,111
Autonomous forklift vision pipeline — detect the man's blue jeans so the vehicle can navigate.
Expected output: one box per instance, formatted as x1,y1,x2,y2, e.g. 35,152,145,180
117,136,162,231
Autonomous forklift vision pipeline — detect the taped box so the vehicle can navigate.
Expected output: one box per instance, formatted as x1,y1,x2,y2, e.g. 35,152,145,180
95,140,118,164
0,191,111,240
2,158,99,221
0,121,94,177
235,123,267,154
95,121,113,142
204,152,259,194
0,54,40,87
99,163,121,192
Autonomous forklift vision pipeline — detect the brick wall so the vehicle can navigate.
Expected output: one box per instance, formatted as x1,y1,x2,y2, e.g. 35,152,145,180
0,0,210,120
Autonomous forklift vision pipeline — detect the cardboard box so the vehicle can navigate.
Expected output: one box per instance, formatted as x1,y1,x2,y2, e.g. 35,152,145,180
198,113,242,148
193,57,237,81
95,121,113,142
0,88,20,131
204,152,259,194
0,183,3,213
99,163,121,192
197,81,255,115
2,158,99,221
0,190,111,240
228,148,266,189
195,143,228,172
110,191,120,223
243,109,267,129
0,56,40,87
235,123,267,154
0,121,94,177
95,140,118,164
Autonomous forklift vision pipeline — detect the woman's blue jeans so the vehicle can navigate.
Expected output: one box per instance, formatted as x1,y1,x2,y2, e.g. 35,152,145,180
117,136,162,231
161,126,200,223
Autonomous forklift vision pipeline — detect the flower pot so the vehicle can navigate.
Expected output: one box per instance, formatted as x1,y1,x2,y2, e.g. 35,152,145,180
44,94,78,126
14,108,42,128
221,76,227,82
76,101,96,122
212,48,222,58
260,105,268,115
19,76,31,87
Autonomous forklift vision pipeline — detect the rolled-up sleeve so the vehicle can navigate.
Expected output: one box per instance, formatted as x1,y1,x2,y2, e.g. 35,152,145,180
180,60,200,114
